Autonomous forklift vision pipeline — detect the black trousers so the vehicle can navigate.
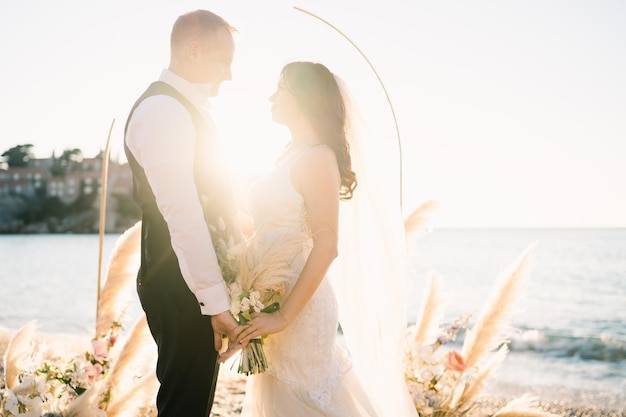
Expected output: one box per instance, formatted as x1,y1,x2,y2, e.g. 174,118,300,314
137,261,220,417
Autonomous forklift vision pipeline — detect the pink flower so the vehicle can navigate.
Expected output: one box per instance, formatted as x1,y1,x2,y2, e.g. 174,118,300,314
84,362,104,382
444,350,466,372
92,339,110,362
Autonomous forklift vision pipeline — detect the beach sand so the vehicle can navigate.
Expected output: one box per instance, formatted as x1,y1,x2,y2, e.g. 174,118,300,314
212,371,625,417
1,330,624,417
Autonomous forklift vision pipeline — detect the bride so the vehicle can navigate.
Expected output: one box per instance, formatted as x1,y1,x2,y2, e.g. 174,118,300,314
234,61,418,417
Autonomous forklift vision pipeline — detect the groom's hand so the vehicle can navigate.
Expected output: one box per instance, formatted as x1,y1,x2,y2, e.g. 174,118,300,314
219,335,246,363
211,311,245,361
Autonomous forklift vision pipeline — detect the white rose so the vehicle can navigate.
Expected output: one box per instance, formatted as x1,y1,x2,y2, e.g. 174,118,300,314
230,300,242,317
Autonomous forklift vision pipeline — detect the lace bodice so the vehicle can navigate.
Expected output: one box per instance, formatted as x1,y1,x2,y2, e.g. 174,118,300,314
247,147,308,235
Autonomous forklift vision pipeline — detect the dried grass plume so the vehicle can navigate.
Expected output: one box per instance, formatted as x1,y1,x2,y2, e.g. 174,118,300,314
95,221,141,338
103,315,158,417
404,200,438,237
493,394,560,417
412,271,444,345
2,321,36,390
462,244,535,369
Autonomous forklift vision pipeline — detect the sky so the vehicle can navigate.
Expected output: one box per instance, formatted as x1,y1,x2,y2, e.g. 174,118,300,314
0,0,624,228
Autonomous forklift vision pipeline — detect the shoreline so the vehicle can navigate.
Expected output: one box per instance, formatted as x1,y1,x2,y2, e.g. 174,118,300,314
2,330,625,416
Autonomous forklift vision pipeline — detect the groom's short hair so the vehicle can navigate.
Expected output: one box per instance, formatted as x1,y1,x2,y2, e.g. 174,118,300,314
170,9,236,51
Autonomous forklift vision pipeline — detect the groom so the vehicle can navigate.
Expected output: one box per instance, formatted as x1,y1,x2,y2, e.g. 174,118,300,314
124,10,243,417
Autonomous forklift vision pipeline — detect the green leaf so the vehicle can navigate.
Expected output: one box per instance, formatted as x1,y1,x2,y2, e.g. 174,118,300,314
262,302,280,313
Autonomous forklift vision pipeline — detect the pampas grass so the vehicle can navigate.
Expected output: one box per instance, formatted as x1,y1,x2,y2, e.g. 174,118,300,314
404,200,438,237
101,315,157,417
105,371,158,417
0,222,154,417
412,271,444,345
455,344,508,408
64,380,108,417
95,221,141,338
63,224,156,417
2,321,36,390
60,223,157,417
493,394,559,417
461,244,535,369
403,243,558,417
229,227,306,302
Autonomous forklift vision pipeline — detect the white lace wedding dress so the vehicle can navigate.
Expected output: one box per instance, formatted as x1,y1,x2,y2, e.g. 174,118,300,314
240,145,379,417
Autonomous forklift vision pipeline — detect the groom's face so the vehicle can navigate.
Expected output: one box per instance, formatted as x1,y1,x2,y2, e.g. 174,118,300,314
197,28,235,96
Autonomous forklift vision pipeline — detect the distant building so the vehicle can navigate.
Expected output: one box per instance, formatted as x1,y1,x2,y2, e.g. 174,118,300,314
80,157,104,173
46,170,102,205
28,158,55,169
0,166,49,197
0,155,134,231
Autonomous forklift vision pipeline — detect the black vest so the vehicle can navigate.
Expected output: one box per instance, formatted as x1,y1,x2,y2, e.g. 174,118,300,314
124,81,236,279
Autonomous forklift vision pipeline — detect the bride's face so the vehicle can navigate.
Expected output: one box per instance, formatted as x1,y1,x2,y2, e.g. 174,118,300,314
269,76,302,125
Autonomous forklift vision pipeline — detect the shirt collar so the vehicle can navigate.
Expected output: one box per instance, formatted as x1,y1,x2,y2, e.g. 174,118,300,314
159,69,212,110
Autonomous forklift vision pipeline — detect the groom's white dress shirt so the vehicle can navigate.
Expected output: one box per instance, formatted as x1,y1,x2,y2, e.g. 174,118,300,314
125,69,229,316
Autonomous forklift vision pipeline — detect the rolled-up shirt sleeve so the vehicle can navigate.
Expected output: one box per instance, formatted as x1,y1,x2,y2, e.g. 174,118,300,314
126,95,229,315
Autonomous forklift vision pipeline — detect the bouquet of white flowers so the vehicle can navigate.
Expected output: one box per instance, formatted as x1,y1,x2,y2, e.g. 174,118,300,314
210,219,304,375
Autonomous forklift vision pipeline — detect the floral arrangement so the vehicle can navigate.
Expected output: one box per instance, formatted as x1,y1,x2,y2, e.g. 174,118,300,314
210,218,304,375
0,322,121,417
404,307,489,416
403,246,558,417
0,204,564,416
1,222,158,417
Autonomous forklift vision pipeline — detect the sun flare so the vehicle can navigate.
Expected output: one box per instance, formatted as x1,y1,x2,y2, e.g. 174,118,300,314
213,92,290,184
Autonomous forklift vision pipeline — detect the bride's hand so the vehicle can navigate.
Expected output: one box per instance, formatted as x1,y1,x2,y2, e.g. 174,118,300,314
238,311,288,344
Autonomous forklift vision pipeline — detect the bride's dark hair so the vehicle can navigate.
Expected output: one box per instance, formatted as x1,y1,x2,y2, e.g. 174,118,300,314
282,61,358,201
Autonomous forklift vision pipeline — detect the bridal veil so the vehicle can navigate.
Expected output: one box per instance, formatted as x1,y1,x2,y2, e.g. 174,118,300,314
330,76,418,417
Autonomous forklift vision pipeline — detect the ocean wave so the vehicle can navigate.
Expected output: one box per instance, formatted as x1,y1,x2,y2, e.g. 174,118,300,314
508,329,626,362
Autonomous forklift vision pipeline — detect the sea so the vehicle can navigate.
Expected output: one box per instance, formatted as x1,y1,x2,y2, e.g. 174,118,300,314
1,228,625,409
